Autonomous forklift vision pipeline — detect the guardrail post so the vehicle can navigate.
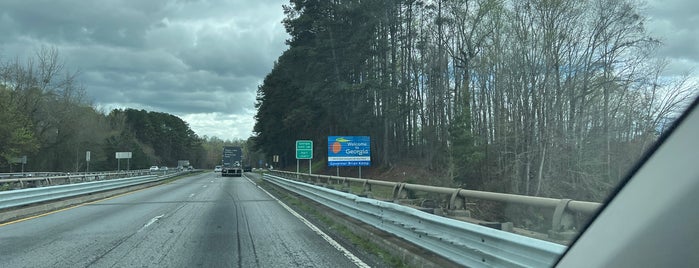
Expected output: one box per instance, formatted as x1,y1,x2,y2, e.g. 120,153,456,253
448,188,471,217
392,183,408,200
340,178,350,193
548,199,576,240
360,180,373,198
448,188,464,209
321,175,335,190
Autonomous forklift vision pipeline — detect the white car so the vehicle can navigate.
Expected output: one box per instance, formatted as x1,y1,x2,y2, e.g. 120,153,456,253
149,166,159,171
214,165,222,172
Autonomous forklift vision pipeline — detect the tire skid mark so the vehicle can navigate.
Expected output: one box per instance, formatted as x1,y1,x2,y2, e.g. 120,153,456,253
240,203,260,267
224,179,261,267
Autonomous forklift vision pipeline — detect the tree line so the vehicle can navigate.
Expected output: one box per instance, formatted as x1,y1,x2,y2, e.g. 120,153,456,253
1,48,241,172
253,0,696,201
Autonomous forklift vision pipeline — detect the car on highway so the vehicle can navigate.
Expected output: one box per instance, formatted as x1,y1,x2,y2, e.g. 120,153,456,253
149,166,159,172
214,165,222,172
160,166,168,171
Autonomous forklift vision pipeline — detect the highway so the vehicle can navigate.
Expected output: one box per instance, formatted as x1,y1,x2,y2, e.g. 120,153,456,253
0,172,369,267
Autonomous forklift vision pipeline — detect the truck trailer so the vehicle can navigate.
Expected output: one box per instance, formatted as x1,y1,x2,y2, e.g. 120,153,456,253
222,146,243,177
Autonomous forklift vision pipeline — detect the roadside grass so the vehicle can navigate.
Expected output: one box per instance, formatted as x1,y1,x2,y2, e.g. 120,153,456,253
0,183,11,191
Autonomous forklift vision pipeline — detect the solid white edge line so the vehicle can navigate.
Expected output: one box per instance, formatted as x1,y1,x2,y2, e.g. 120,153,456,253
244,175,370,268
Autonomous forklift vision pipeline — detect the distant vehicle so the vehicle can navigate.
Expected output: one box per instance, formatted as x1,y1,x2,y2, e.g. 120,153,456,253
214,165,222,172
149,166,159,171
160,166,168,171
243,165,252,172
177,160,190,170
187,166,193,170
221,146,242,177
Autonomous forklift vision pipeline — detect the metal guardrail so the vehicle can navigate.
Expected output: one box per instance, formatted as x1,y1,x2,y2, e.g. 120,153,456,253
270,170,601,238
0,169,177,190
0,172,69,179
0,171,183,210
264,173,566,267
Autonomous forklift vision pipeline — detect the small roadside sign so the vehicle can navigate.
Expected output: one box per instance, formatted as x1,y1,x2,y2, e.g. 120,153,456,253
296,140,313,159
12,156,27,164
115,152,132,159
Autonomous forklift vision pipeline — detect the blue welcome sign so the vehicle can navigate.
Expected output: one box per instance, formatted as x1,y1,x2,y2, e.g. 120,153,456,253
327,136,371,167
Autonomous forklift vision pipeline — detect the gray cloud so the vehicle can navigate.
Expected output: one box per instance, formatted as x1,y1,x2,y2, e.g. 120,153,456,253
1,0,695,140
0,0,288,140
645,0,699,75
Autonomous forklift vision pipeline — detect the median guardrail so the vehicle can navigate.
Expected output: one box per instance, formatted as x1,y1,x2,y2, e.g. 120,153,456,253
264,173,566,267
0,169,177,190
0,171,183,210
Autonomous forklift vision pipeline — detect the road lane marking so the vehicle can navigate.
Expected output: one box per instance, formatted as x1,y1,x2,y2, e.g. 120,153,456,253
246,176,370,268
0,172,205,227
138,214,165,232
0,186,154,227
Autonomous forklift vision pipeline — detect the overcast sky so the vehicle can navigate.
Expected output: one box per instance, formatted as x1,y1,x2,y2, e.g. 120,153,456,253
0,0,696,141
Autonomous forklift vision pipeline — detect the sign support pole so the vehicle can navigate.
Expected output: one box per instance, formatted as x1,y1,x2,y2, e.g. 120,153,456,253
295,140,313,179
359,166,362,179
336,167,339,177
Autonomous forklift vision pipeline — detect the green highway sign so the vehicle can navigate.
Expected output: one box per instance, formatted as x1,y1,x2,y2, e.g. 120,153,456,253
296,140,313,159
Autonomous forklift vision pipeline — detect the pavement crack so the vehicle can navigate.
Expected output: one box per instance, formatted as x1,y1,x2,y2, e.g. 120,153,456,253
84,233,135,267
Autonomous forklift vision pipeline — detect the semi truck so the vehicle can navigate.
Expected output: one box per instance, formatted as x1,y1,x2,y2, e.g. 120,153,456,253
222,146,242,177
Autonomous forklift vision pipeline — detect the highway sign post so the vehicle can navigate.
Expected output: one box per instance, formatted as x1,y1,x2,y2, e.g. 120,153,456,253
296,140,313,176
328,136,370,178
10,156,27,173
115,152,132,171
86,151,91,172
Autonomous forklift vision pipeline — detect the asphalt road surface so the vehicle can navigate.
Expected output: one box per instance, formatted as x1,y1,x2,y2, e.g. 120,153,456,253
0,172,369,267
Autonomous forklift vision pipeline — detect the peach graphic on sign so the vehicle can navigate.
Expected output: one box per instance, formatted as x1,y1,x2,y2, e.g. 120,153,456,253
332,142,341,153
331,137,350,154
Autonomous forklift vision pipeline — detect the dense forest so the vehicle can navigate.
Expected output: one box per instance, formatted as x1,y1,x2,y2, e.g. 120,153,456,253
253,0,696,201
0,48,246,172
